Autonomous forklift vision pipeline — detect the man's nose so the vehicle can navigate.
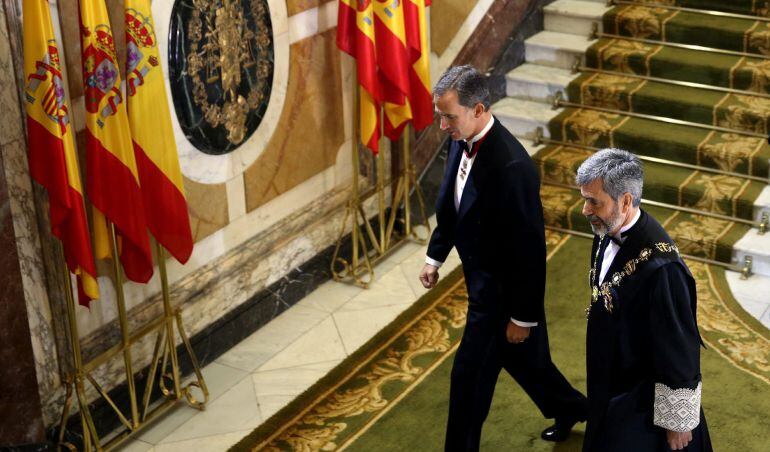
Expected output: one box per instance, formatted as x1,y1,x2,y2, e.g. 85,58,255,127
582,201,591,216
440,117,449,130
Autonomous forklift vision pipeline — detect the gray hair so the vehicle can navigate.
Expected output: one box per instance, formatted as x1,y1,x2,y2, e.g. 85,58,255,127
576,148,644,206
432,65,490,111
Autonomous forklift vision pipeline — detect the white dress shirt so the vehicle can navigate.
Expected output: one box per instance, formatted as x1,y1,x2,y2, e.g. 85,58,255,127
599,208,642,284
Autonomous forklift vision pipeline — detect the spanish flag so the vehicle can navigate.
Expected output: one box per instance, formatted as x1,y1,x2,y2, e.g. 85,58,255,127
338,0,432,152
372,0,414,139
125,0,193,264
80,0,153,283
337,0,381,153
404,0,433,131
379,0,433,138
23,0,99,305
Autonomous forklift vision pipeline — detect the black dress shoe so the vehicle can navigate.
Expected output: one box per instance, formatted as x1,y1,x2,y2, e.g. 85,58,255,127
540,417,584,442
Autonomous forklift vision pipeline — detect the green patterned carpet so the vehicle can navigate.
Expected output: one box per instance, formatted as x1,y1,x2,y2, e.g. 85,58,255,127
538,0,770,266
234,232,770,451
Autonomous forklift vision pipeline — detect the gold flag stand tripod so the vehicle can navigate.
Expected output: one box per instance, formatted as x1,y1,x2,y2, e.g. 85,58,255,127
331,83,432,287
56,225,208,451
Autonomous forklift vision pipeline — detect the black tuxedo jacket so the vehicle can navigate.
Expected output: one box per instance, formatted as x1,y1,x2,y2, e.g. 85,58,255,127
427,118,546,323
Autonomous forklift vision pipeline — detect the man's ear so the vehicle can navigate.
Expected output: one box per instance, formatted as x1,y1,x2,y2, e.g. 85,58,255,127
623,193,633,212
474,103,484,117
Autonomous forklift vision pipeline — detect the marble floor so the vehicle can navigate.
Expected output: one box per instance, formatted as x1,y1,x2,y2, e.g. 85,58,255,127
114,220,770,452
114,218,462,452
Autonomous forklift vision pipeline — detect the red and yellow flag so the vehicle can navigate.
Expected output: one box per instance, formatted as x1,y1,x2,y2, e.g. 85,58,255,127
337,0,432,152
80,0,153,283
23,0,99,305
404,0,433,131
125,0,193,264
338,0,381,153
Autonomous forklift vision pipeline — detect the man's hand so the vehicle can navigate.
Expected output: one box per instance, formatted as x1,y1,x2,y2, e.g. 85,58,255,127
419,264,440,289
666,429,692,450
506,321,530,344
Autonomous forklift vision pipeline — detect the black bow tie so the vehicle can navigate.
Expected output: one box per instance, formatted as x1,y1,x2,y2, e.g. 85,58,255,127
459,140,480,158
607,234,622,246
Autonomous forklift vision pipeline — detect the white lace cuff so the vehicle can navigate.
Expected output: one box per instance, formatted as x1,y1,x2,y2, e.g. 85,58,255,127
653,381,701,432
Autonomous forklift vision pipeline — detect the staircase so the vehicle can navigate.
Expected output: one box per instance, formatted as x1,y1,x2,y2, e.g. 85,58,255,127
495,0,770,277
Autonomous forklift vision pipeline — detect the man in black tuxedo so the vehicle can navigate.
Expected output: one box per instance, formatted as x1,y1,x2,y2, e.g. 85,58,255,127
418,65,587,451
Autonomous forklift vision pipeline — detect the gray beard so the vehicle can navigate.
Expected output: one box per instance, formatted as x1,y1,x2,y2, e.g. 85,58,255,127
587,206,622,236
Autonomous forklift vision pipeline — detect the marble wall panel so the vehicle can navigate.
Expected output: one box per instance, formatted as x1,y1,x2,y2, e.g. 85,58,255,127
0,1,48,440
183,177,230,243
1,0,65,432
244,28,344,212
0,141,46,445
430,0,480,57
287,0,334,16
0,5,22,146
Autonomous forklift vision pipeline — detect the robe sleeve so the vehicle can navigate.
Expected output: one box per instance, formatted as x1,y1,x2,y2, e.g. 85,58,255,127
649,263,702,433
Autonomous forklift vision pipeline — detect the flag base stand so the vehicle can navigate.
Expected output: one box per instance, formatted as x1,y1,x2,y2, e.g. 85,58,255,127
331,126,431,288
55,238,208,451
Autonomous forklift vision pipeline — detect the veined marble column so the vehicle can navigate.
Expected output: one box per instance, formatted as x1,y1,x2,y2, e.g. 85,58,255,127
0,0,48,445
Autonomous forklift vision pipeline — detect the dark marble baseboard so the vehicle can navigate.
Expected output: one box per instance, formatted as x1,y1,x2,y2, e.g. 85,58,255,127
0,442,54,452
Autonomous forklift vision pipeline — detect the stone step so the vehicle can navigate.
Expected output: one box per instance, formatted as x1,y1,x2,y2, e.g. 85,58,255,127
734,224,770,278
724,268,770,328
493,96,770,277
492,97,559,139
505,63,575,102
524,31,596,69
544,0,608,37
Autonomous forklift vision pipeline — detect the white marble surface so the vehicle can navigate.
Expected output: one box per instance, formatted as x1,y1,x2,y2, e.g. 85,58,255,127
288,0,338,44
752,185,770,220
226,173,247,222
492,97,560,139
525,31,596,69
506,63,577,102
725,270,770,329
544,0,608,37
733,229,770,278
112,214,459,451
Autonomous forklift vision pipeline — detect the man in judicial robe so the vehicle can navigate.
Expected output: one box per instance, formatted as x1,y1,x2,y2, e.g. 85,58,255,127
418,65,588,451
576,149,712,451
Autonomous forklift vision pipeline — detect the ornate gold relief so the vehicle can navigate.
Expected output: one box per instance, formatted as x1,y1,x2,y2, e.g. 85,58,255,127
171,0,274,153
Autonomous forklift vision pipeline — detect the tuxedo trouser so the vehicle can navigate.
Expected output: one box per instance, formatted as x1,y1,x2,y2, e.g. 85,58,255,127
444,309,587,452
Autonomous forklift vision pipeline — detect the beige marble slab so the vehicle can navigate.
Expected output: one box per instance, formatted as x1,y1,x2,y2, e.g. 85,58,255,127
257,316,347,371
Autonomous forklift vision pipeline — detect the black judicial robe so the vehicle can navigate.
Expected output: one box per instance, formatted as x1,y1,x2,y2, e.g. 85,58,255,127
584,210,712,452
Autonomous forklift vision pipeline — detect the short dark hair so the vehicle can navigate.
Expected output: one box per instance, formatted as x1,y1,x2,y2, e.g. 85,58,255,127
432,65,490,110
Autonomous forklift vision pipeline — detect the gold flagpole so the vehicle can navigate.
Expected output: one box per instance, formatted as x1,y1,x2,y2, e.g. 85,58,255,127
107,223,139,429
155,244,181,400
56,242,100,451
403,125,412,237
377,110,386,253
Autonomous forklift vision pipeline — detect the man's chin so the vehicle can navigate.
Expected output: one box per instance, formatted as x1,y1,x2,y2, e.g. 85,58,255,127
589,224,607,236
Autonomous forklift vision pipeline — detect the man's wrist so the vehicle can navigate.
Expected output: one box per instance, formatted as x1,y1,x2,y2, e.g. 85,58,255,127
425,256,444,268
